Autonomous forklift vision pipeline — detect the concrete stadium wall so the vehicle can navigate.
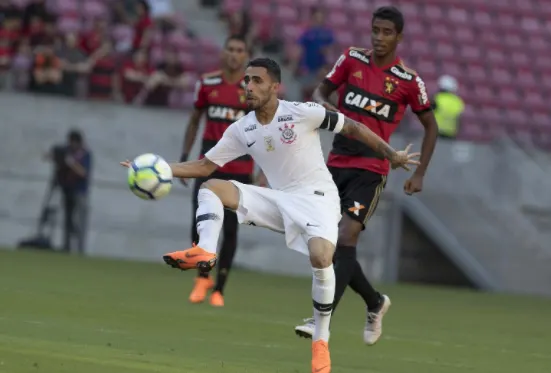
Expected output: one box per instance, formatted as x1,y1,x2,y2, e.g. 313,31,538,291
0,92,391,278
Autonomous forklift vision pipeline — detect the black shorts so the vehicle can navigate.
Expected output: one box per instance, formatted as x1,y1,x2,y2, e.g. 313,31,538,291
329,167,387,228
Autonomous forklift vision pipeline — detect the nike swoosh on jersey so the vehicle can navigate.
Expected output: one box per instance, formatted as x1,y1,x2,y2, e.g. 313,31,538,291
247,141,256,147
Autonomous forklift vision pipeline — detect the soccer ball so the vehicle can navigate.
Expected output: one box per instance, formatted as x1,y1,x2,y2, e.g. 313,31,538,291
127,153,173,200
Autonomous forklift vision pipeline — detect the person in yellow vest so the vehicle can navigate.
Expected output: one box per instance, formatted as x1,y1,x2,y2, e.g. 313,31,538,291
432,75,464,139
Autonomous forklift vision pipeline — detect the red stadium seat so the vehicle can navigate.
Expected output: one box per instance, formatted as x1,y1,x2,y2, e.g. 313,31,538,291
326,11,349,28
458,45,481,63
498,88,520,108
81,1,108,19
501,32,523,49
322,0,345,11
465,64,487,81
333,30,355,49
454,27,475,44
56,0,78,18
222,0,245,16
489,68,513,86
275,5,299,23
423,4,444,22
57,16,81,33
447,7,469,26
399,3,420,18
485,49,507,66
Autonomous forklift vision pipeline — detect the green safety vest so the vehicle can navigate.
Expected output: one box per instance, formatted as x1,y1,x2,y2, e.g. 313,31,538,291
433,92,464,137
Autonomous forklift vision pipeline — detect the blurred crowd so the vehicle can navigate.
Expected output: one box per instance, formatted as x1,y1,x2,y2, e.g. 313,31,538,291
0,0,207,107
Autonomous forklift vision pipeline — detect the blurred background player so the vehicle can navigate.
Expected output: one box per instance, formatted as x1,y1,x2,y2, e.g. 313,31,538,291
180,35,264,307
295,6,438,344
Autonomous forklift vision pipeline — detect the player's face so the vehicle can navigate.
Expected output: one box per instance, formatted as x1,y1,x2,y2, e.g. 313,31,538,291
371,18,402,57
224,40,248,71
244,66,279,110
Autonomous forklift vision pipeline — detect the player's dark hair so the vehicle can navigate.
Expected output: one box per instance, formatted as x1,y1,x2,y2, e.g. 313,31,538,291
372,6,404,34
247,58,281,83
225,34,248,48
68,129,83,144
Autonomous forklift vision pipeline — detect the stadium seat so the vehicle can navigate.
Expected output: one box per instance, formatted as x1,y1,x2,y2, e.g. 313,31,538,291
57,17,81,33
222,0,245,16
334,30,355,50
56,0,79,18
81,1,108,19
454,27,475,44
485,49,507,66
447,7,469,25
275,5,299,23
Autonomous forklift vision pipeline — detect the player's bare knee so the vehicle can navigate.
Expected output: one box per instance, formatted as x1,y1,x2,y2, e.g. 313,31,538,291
308,237,336,269
200,179,239,210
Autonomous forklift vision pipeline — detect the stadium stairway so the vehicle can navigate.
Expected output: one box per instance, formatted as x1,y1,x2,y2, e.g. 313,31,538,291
390,137,551,297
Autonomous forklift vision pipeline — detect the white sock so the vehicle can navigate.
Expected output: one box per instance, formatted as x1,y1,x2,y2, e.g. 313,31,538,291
312,265,335,342
195,188,224,254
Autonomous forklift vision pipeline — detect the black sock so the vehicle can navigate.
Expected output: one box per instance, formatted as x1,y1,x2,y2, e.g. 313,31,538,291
213,211,238,294
331,245,357,313
349,259,381,310
197,270,209,279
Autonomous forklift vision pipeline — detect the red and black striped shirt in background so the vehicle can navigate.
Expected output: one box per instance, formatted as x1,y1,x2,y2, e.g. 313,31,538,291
193,70,253,176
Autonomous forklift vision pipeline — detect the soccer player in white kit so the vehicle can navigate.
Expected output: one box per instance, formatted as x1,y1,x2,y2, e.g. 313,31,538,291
121,58,419,373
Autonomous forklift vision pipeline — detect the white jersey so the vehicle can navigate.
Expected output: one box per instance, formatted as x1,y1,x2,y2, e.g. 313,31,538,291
205,100,345,194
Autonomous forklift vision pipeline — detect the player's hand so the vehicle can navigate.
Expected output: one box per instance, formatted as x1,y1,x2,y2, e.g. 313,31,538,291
390,144,421,171
403,173,424,195
120,160,131,168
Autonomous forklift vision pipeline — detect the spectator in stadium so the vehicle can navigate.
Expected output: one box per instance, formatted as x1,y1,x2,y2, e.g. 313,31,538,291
11,39,32,90
29,14,58,50
45,130,92,254
0,0,21,21
112,0,139,24
432,75,465,139
227,10,256,54
294,7,334,100
132,0,153,51
22,0,49,33
56,33,89,97
138,47,190,107
29,43,62,94
0,9,20,76
147,0,177,33
119,48,153,103
79,22,116,100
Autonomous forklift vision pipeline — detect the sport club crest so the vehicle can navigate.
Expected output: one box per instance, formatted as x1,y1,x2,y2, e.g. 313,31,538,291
384,76,399,94
279,123,297,144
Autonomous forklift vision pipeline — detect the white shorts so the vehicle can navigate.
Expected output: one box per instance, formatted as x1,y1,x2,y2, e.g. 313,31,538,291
230,181,341,255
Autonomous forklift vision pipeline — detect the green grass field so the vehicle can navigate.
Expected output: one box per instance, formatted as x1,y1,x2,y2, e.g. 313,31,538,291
1,249,550,373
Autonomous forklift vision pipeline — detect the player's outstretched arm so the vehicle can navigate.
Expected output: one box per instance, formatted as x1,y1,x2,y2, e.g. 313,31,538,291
340,116,421,171
120,158,217,179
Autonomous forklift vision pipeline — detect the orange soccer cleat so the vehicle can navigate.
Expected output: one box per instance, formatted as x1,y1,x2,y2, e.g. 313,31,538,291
209,291,224,307
163,244,217,272
189,277,214,303
312,340,331,373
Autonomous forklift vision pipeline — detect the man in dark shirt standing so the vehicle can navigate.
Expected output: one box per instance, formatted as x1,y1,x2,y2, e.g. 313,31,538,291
49,130,92,253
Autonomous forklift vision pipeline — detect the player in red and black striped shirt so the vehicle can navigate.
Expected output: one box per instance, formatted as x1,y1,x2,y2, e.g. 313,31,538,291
295,6,438,345
180,35,265,307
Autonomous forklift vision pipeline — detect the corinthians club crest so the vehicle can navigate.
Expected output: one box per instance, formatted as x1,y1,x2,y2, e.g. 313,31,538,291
279,123,297,144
